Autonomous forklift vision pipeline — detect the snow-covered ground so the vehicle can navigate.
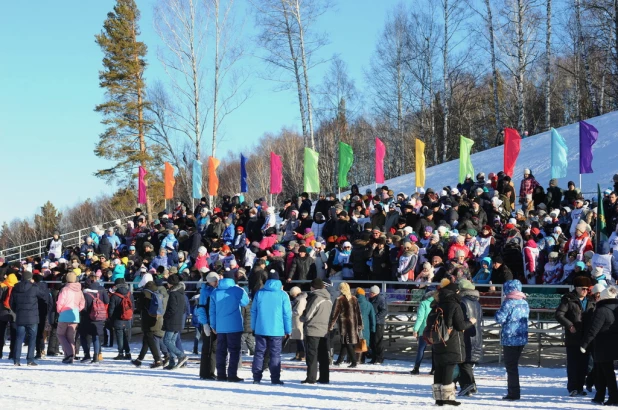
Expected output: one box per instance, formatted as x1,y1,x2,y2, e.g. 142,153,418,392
0,344,604,409
355,111,618,198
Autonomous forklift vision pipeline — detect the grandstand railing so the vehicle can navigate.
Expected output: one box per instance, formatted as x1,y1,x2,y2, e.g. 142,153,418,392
0,215,133,262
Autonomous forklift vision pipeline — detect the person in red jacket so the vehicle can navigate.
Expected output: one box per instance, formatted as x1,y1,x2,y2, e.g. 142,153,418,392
519,169,540,211
447,235,472,261
564,221,594,261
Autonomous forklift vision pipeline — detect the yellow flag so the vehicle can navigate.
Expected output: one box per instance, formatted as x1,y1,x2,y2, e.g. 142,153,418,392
415,139,426,188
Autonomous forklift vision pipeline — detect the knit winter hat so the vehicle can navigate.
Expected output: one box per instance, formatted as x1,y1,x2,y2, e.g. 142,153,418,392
369,285,380,295
457,279,475,291
591,283,607,294
440,278,452,288
599,286,618,301
311,278,325,289
66,272,77,283
22,271,33,282
205,272,219,284
290,286,301,297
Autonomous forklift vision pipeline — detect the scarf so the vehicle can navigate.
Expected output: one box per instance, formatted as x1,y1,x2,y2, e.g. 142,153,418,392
505,291,526,300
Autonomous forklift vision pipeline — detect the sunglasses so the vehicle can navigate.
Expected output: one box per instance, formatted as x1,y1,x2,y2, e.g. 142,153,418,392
576,287,589,291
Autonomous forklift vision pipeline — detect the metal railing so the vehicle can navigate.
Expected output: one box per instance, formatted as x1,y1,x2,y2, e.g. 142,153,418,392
0,215,133,262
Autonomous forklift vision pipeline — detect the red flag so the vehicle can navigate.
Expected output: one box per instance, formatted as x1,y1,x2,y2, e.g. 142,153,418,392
375,138,386,184
164,162,175,200
270,152,283,194
503,128,521,178
138,166,147,204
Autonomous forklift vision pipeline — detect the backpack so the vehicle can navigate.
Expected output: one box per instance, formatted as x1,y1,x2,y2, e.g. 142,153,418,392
144,289,164,317
422,306,452,346
89,292,108,322
114,292,133,321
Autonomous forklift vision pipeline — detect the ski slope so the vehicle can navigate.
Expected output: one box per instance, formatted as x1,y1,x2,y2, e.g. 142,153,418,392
0,347,604,409
359,111,618,197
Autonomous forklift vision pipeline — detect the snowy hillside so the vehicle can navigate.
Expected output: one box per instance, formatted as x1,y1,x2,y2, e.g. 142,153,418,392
358,111,618,197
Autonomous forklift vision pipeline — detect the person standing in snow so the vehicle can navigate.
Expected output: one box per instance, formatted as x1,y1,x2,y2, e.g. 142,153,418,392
55,272,86,364
457,279,483,396
580,286,618,405
411,288,435,375
300,278,333,384
250,271,292,385
368,285,387,365
289,286,307,361
329,282,363,368
555,276,595,396
495,279,529,401
196,272,219,380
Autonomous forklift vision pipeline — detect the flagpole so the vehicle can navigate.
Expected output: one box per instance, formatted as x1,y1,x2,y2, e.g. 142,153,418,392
270,193,273,207
338,187,341,201
579,174,582,191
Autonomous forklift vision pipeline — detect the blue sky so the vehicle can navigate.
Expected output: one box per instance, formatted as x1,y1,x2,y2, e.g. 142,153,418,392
0,0,393,226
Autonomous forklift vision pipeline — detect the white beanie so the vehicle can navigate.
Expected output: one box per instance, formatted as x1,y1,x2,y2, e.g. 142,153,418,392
591,283,607,294
599,286,618,301
343,241,352,248
403,226,413,235
554,226,562,234
198,246,207,255
370,285,380,295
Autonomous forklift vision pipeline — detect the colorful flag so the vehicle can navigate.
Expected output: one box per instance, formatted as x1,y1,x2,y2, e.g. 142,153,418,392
192,159,202,199
375,138,386,184
580,120,598,174
164,162,175,200
459,135,475,183
304,147,320,193
338,142,354,188
415,139,426,188
270,152,283,194
208,156,220,196
240,154,248,193
503,128,521,178
597,184,608,251
550,128,568,179
138,166,147,204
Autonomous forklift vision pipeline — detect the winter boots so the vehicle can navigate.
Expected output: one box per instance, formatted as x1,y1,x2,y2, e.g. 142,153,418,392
291,352,301,361
410,365,420,375
432,384,443,406
432,384,461,406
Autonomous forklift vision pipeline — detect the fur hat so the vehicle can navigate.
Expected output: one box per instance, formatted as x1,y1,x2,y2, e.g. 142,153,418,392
573,276,592,287
289,286,301,297
591,283,607,294
599,286,618,301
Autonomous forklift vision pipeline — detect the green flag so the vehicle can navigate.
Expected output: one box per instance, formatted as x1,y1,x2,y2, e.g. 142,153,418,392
597,183,608,252
304,147,320,193
338,142,354,188
459,135,475,183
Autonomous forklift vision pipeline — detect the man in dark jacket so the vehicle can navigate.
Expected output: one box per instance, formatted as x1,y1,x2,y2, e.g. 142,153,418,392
9,271,49,366
80,277,110,363
350,239,372,281
287,246,316,283
490,256,513,285
32,274,52,360
368,285,387,364
556,276,595,395
162,275,188,369
108,278,134,360
580,286,618,405
299,192,312,215
457,279,483,396
300,278,333,384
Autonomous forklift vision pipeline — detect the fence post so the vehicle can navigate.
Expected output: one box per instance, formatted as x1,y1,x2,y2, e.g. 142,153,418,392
381,281,387,295
19,245,22,260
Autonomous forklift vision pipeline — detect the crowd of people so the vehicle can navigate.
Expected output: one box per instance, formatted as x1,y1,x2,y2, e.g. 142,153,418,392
2,170,618,406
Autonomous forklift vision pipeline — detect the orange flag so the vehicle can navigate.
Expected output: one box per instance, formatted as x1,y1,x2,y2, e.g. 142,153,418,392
208,156,220,196
164,162,175,199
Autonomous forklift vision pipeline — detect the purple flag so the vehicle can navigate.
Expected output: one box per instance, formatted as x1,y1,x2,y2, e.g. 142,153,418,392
138,166,147,204
579,120,598,174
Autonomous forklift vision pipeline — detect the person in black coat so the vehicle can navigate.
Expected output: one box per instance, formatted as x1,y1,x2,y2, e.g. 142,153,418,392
32,275,52,360
9,271,49,366
80,277,110,363
368,286,387,364
287,247,316,282
370,238,391,281
162,274,188,369
580,286,618,405
98,235,113,260
430,281,475,406
108,278,134,360
457,280,483,396
490,256,513,285
299,192,312,215
555,276,595,395
350,239,372,281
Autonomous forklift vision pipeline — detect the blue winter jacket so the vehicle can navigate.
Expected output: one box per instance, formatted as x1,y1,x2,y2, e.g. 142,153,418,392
111,265,126,282
160,234,178,251
251,279,292,336
222,224,235,244
495,280,529,346
209,278,249,333
195,284,215,325
472,257,492,284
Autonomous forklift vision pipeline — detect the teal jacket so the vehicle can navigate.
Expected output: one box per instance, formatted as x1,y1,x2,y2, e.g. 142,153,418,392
356,294,376,341
413,293,435,335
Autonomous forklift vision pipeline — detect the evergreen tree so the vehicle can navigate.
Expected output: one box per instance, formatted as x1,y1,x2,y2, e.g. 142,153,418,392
34,201,62,238
94,0,158,220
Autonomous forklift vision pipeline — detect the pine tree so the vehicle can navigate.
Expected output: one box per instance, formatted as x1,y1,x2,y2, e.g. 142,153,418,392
94,0,158,220
34,201,62,238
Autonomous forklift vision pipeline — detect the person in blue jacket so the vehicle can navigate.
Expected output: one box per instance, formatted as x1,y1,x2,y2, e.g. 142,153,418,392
250,271,292,385
495,279,529,401
195,272,219,380
209,270,249,382
472,257,492,284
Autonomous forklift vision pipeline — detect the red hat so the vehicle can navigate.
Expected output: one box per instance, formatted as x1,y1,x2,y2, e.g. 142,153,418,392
221,245,231,253
213,207,222,214
531,227,541,236
33,269,41,275
236,226,244,232
505,223,515,230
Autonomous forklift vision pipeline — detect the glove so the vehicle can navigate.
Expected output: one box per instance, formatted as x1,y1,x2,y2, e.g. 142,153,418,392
580,346,586,354
203,324,211,337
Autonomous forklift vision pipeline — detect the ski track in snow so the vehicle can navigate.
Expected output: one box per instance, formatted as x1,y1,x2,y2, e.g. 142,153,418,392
0,347,604,410
352,111,618,197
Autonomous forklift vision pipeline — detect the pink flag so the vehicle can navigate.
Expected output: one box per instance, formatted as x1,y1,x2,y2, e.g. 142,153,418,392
138,166,147,204
503,128,521,178
270,152,283,194
375,138,386,184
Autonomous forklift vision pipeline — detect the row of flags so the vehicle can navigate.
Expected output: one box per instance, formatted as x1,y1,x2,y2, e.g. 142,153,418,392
137,120,599,204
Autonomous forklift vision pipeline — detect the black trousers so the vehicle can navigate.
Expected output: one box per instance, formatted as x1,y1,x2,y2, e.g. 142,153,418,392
47,324,59,355
138,331,161,362
336,343,356,364
0,320,16,358
199,332,217,379
370,324,385,362
503,345,524,398
458,362,476,387
36,318,46,356
594,361,618,402
305,336,330,383
434,361,456,385
566,345,589,392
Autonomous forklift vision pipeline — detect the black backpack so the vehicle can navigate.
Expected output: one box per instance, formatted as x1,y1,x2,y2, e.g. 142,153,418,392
423,306,453,345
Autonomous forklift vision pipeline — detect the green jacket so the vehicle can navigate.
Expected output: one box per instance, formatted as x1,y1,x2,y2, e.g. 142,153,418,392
356,294,376,342
413,293,435,335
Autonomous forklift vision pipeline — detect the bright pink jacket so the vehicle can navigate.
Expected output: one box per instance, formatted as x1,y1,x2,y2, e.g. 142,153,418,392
57,283,86,323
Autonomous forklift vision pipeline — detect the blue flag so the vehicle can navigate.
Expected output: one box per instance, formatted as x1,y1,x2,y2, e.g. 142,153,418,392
240,154,248,193
550,128,568,179
192,159,202,199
